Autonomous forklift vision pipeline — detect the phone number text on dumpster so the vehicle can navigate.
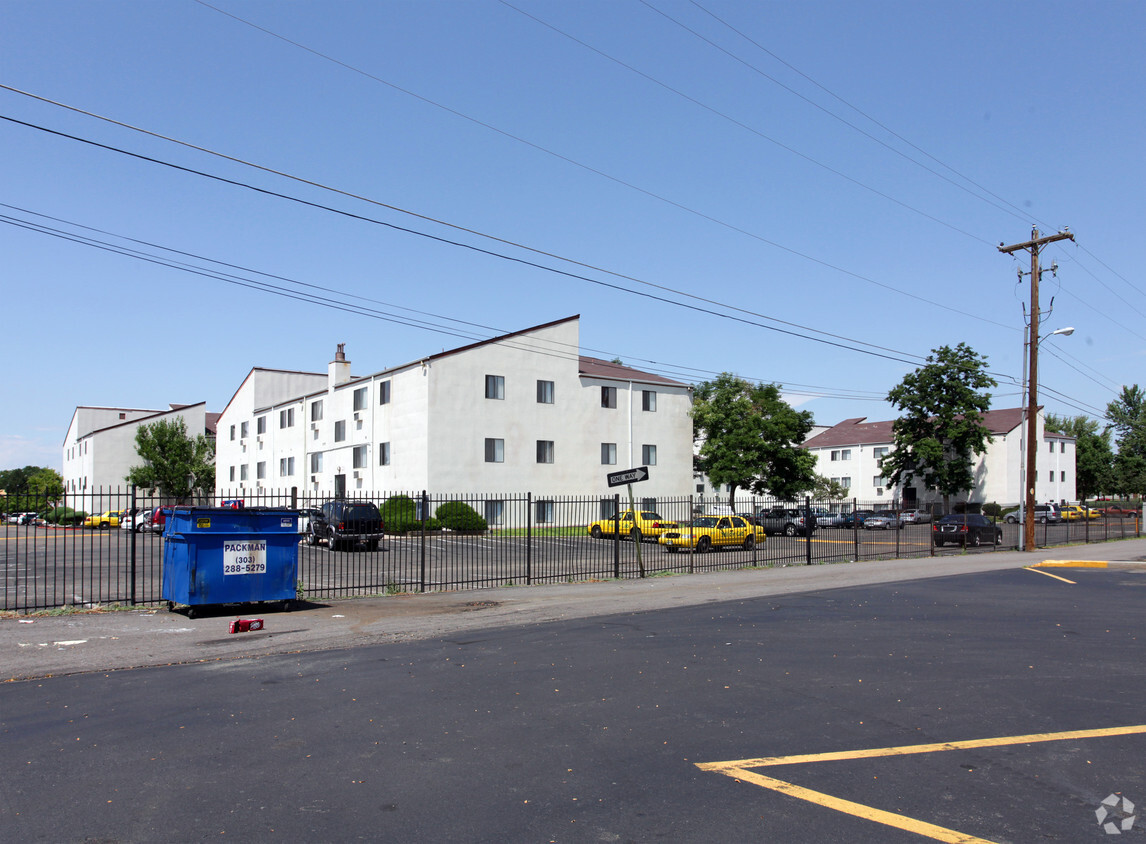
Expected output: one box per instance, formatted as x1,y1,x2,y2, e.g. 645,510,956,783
223,540,267,575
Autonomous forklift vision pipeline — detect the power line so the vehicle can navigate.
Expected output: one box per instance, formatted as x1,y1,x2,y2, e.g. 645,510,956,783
0,111,954,369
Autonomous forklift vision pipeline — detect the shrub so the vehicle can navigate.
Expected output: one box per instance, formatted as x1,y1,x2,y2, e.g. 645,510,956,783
47,506,84,526
435,501,488,531
380,495,442,533
982,502,1003,518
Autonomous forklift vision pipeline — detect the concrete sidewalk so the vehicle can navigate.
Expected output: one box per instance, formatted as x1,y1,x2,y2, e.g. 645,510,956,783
5,539,1146,681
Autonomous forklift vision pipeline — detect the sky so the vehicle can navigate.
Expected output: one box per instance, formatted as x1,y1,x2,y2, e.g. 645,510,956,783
2,0,1143,472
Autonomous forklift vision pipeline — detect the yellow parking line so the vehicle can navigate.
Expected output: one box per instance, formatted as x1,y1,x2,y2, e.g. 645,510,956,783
721,767,998,844
1023,566,1076,584
696,724,1146,842
1032,560,1109,568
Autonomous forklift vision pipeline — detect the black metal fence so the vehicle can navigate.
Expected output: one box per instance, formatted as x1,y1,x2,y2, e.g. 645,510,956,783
1,488,1140,612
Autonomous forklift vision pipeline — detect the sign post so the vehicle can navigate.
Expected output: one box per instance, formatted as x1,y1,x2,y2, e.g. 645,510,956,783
606,467,650,577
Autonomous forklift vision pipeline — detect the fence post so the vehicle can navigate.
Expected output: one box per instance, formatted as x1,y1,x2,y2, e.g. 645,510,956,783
804,495,813,566
129,485,137,606
688,494,694,574
419,490,428,593
853,497,860,560
613,493,621,580
526,492,533,586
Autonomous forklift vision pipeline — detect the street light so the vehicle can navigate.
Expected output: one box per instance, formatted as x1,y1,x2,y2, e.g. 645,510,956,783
1019,325,1075,551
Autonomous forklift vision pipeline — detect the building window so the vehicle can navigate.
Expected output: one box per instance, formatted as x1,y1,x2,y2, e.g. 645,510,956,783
311,400,323,422
1060,442,1066,453
840,477,851,489
240,421,249,439
537,380,554,404
119,412,126,420
873,446,889,458
280,457,295,477
353,445,368,469
230,425,236,441
536,440,554,464
1049,470,1054,482
535,500,554,524
379,380,391,405
642,444,657,466
256,461,266,480
229,466,235,482
831,449,851,461
379,442,391,466
334,420,346,442
696,484,704,494
601,443,617,465
599,498,617,519
1061,471,1066,482
1048,442,1054,453
641,497,656,511
873,476,886,488
485,375,504,400
240,464,249,481
484,500,505,526
642,390,656,412
601,386,616,408
279,408,295,429
353,387,368,412
485,438,504,463
257,416,267,435
310,452,323,473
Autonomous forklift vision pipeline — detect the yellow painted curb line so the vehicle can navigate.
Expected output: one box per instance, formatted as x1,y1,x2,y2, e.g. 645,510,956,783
1032,560,1108,568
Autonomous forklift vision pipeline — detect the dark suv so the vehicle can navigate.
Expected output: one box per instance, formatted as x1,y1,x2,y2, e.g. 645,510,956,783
308,500,385,551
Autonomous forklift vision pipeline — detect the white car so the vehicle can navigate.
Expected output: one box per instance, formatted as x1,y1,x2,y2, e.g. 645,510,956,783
901,509,932,524
119,508,150,532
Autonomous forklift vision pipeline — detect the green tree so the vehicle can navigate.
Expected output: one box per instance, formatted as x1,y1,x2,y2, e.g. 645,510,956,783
1107,386,1146,496
882,343,997,511
692,373,816,510
812,475,848,500
0,465,64,513
1044,413,1113,501
125,418,215,501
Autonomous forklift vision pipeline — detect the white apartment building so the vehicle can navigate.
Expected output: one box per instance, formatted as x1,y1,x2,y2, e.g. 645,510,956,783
213,316,694,519
806,407,1076,508
62,403,219,493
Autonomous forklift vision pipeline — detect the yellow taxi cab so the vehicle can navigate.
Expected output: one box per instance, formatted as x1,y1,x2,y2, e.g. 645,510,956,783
587,510,678,542
83,510,122,529
658,514,764,552
1060,505,1101,520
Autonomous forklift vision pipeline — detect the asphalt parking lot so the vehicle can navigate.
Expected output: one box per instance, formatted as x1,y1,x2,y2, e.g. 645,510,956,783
2,544,1145,842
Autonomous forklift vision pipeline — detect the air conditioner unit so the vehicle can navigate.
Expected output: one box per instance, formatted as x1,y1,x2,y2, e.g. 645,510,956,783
353,471,360,478
353,411,361,420
311,422,317,430
311,475,317,482
876,488,884,496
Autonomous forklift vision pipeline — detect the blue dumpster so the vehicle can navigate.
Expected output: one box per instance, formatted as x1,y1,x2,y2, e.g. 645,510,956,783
162,507,298,614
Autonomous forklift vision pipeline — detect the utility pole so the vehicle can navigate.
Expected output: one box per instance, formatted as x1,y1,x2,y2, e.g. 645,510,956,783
998,226,1075,552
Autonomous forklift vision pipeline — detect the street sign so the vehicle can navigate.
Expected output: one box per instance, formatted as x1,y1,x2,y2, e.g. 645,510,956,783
607,466,649,488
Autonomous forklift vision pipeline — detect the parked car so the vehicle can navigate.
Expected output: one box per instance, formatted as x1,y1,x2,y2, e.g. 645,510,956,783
900,509,932,524
7,512,38,525
658,514,764,552
83,510,122,530
587,510,678,541
1101,504,1140,518
145,506,171,533
1060,504,1101,520
1003,504,1062,524
755,507,816,537
307,500,386,551
297,507,323,536
841,510,874,529
932,514,1002,548
817,511,849,528
864,511,904,530
118,507,150,531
